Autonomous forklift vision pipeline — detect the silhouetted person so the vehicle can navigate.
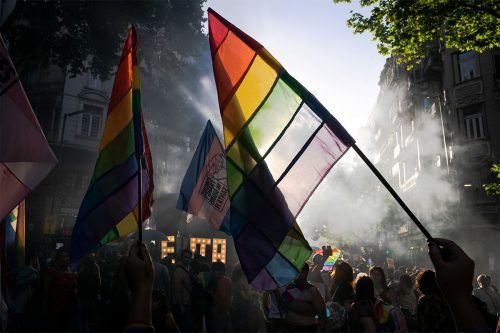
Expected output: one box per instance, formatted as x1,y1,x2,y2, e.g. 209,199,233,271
349,275,377,332
369,266,389,302
206,261,232,332
171,249,193,332
473,274,500,316
43,249,80,332
329,261,354,306
416,270,456,332
77,254,101,332
282,263,326,332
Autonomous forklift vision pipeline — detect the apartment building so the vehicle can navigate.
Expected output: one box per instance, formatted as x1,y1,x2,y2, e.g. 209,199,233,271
370,48,500,275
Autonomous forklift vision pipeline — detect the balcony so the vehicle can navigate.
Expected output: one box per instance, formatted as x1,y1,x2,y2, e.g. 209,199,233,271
454,79,483,106
461,140,491,164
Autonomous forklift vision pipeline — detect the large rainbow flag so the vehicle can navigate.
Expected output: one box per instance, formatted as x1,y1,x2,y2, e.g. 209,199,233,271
208,9,355,290
70,27,154,269
0,36,57,222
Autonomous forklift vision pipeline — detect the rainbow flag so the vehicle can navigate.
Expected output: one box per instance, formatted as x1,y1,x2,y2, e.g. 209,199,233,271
70,27,154,269
0,36,57,221
177,120,230,233
2,201,26,270
324,248,341,271
208,9,354,290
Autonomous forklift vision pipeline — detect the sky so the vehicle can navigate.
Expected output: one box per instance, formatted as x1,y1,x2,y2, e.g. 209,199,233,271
199,1,392,242
204,0,386,137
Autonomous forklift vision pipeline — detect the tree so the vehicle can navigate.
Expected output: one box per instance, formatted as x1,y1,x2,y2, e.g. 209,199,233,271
1,1,212,191
1,1,207,80
483,163,500,196
333,0,500,66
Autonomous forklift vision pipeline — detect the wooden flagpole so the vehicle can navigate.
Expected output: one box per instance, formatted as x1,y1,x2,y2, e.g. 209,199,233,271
352,143,434,241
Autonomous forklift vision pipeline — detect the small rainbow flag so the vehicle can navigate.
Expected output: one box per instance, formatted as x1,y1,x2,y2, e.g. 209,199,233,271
70,27,153,269
3,201,26,270
208,9,354,290
324,248,341,271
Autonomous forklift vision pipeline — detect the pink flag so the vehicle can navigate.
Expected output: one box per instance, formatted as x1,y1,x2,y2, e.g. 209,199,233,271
0,36,58,221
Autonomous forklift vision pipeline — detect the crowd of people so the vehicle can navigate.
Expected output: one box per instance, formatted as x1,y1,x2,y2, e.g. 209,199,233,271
3,238,500,332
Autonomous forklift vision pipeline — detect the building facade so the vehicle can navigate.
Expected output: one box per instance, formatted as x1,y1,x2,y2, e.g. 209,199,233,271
23,66,112,249
370,48,500,277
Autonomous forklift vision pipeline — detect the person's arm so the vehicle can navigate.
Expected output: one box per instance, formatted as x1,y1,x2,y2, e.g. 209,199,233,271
310,287,327,332
124,242,154,329
315,246,334,273
428,238,487,331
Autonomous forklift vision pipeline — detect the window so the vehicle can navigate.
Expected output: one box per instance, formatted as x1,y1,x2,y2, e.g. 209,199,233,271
423,97,431,112
464,114,485,140
463,105,485,140
80,104,102,138
456,51,479,82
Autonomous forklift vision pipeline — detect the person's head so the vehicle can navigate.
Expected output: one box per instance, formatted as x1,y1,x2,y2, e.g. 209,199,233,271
331,261,354,284
55,249,70,269
312,253,323,266
477,274,491,288
369,266,387,288
399,273,414,290
354,275,375,301
416,270,441,296
211,261,226,279
181,249,193,267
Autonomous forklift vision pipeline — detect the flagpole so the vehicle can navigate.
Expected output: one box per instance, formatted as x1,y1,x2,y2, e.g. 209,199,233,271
137,156,143,245
352,143,434,241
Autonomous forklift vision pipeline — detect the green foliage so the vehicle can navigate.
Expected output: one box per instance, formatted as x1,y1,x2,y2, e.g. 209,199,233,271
1,1,207,80
483,163,500,196
332,0,500,67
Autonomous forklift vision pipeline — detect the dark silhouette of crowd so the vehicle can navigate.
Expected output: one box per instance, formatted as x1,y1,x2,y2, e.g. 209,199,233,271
3,238,500,332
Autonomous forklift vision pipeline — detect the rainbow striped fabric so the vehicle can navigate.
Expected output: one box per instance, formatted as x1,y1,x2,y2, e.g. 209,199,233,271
70,27,154,269
3,201,26,270
208,9,354,290
324,248,342,271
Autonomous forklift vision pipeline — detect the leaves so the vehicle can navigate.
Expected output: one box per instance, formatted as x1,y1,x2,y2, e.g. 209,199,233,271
483,163,500,196
1,1,208,80
333,0,500,67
